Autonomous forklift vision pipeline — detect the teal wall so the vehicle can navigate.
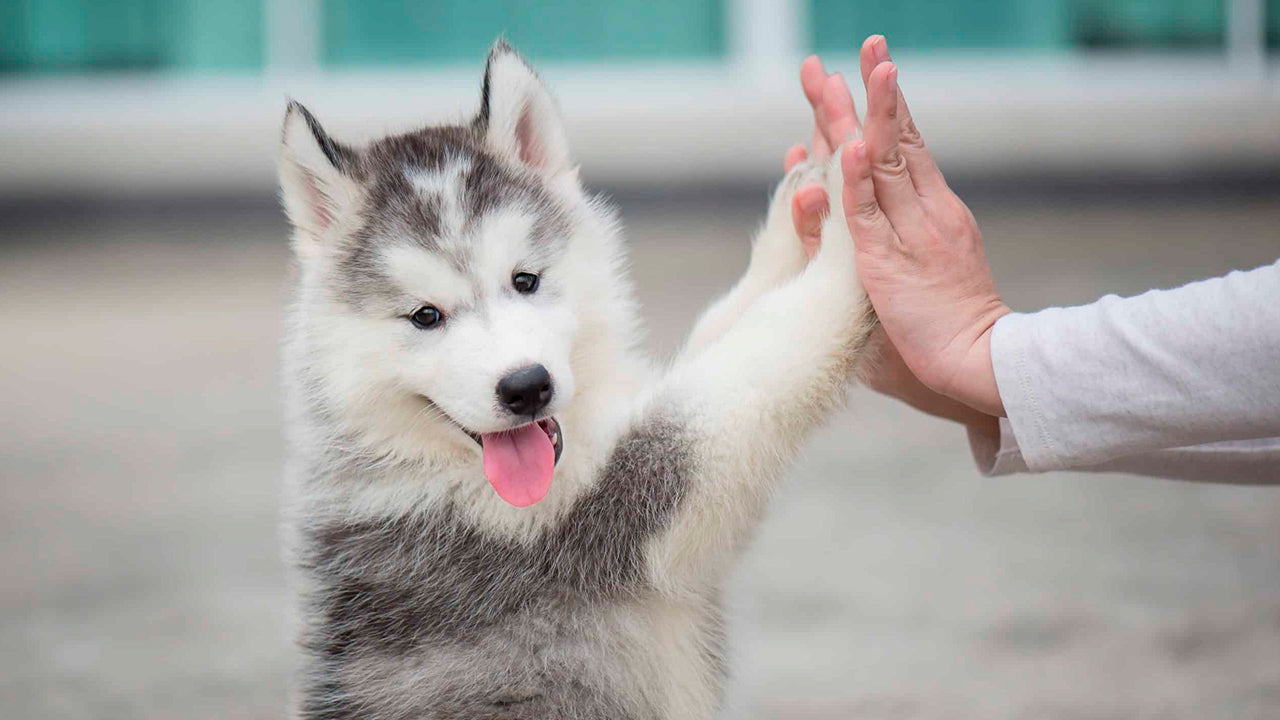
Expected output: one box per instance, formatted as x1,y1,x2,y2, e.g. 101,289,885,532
1072,0,1225,48
0,0,262,72
811,0,1227,52
322,0,724,65
0,0,1272,75
1271,0,1280,49
812,0,1072,51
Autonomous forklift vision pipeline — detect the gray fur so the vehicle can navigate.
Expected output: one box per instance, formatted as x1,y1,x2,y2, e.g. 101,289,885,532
279,41,861,720
297,415,700,719
329,127,569,313
286,100,357,174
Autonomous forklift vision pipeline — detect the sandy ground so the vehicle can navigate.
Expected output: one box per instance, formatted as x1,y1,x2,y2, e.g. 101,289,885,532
1,185,1278,719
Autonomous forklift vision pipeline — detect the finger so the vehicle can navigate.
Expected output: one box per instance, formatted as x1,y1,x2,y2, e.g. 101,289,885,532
800,55,832,157
783,144,808,173
862,62,927,231
800,55,827,108
860,36,948,196
859,34,890,88
840,140,898,254
819,73,861,151
791,184,829,259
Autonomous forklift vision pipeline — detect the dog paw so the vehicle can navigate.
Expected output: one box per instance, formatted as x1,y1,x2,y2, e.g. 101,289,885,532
816,145,858,258
770,159,828,228
754,160,829,279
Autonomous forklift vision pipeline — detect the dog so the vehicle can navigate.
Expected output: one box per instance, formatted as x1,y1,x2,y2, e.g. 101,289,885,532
279,41,876,720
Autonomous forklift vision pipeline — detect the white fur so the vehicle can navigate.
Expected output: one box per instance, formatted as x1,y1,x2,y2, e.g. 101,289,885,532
482,50,572,175
281,47,873,720
648,157,870,590
279,106,362,255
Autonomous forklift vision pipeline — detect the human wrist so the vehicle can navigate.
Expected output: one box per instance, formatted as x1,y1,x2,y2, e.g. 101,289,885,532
934,306,1010,418
933,394,1001,432
872,358,1000,430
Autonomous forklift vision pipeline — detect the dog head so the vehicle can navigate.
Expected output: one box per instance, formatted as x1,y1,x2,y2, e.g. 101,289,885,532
281,43,633,507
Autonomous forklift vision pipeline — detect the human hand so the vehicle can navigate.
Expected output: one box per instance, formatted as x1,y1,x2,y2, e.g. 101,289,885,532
787,35,1010,418
784,48,973,423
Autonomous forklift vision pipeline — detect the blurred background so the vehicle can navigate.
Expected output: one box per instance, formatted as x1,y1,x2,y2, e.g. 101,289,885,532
2,1,1278,719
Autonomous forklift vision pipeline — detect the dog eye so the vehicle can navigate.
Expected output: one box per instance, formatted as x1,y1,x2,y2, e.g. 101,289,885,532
408,305,443,329
512,272,540,294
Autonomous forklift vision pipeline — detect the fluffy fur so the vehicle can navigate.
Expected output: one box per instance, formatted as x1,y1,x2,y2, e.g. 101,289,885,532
280,42,876,720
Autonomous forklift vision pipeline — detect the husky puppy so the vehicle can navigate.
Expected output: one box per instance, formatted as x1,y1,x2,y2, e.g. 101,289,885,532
280,42,875,720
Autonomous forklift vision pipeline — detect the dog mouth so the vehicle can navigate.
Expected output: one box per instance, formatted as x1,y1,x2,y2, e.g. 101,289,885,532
459,418,562,465
470,417,563,508
419,394,563,508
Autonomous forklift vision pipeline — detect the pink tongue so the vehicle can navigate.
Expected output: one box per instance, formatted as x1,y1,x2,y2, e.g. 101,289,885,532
481,424,555,507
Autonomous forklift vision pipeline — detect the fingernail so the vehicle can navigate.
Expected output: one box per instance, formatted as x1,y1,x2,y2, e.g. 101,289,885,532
887,64,899,92
852,140,866,164
876,36,891,63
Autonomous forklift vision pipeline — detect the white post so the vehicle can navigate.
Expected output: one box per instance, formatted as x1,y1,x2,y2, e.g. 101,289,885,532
265,0,321,73
728,0,806,78
1226,0,1265,76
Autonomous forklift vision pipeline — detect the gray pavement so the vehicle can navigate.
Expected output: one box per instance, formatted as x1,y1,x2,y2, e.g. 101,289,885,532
2,186,1278,719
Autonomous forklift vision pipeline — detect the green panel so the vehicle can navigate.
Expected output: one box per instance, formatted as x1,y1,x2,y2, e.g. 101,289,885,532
1269,0,1279,50
0,1,29,70
812,0,1227,51
0,0,262,74
163,0,263,70
1071,0,1224,48
322,0,724,67
812,0,1072,51
3,0,166,71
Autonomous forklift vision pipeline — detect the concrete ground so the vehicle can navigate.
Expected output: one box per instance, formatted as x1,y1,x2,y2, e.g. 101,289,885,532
1,183,1278,719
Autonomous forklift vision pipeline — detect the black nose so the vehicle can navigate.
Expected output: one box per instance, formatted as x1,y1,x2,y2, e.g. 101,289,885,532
496,365,553,417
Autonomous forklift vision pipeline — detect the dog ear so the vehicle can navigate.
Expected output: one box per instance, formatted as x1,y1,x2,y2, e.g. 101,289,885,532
477,41,572,176
279,101,359,241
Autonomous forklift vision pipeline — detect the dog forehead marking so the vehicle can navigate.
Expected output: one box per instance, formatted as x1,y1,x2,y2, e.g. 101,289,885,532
411,154,473,193
411,159,471,225
406,159,474,271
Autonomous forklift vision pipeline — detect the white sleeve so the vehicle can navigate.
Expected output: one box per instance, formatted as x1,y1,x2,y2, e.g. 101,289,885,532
975,259,1280,479
969,419,1280,484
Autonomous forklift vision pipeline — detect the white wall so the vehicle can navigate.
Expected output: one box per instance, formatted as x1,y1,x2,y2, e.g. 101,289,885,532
1,52,1277,197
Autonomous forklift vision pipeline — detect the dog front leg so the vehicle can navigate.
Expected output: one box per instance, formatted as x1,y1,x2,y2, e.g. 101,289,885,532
680,165,825,356
646,157,877,591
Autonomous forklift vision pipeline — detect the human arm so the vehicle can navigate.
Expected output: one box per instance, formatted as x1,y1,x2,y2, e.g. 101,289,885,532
789,37,1280,482
972,423,1280,485
984,260,1280,474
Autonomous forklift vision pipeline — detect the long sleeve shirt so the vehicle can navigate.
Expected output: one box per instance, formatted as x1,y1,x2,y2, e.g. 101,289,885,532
969,259,1280,485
